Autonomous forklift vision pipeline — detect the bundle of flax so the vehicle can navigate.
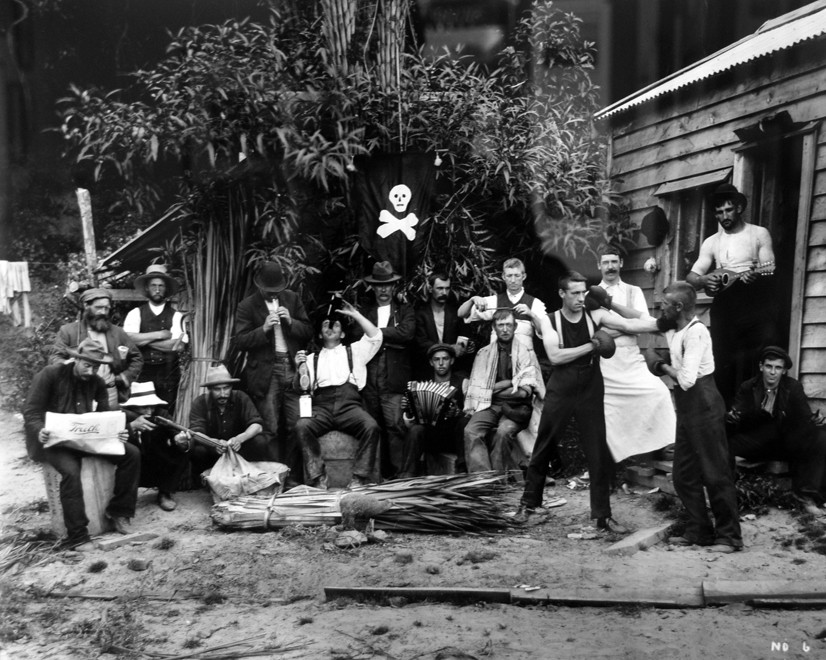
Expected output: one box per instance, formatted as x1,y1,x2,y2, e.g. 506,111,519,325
211,472,514,533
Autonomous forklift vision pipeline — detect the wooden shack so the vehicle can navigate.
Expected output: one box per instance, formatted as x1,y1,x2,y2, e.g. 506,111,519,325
595,0,826,413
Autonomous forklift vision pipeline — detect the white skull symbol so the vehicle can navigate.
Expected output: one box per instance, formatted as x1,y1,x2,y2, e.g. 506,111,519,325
388,184,412,213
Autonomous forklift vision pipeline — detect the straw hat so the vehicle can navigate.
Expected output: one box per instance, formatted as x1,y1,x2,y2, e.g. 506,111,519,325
253,261,288,293
66,338,113,365
120,381,167,408
363,261,401,284
200,364,240,387
134,264,178,296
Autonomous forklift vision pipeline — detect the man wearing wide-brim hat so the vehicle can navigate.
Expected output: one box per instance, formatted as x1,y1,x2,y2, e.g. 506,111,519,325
233,261,312,482
23,338,142,550
124,264,186,413
726,345,826,516
174,364,268,478
52,287,144,409
121,381,189,512
357,261,415,477
686,182,778,405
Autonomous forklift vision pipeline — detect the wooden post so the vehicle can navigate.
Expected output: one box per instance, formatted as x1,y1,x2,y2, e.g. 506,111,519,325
76,188,97,286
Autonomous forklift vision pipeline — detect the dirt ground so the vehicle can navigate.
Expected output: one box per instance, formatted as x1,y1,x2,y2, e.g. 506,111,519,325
2,408,826,660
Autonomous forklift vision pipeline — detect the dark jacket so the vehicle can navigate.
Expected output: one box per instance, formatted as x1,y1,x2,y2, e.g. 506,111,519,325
414,303,462,357
52,320,144,386
189,390,263,440
23,362,111,462
362,300,415,393
232,289,313,399
729,374,815,438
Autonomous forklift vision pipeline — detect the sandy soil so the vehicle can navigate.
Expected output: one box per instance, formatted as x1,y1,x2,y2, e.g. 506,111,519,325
2,408,825,660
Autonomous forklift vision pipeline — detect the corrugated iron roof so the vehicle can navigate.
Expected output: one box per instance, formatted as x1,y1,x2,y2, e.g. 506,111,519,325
596,0,826,120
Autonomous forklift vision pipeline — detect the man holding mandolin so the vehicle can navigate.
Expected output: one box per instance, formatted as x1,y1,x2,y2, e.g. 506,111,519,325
687,183,778,405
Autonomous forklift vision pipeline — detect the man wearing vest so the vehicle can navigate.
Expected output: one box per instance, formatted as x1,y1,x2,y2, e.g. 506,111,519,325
516,272,661,531
293,301,383,490
124,264,186,413
233,261,313,480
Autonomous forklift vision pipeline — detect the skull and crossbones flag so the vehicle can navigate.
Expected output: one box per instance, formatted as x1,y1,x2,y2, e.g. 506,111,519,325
352,152,435,276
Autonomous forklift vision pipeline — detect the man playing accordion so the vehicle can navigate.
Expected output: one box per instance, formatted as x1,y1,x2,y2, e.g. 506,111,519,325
397,343,468,478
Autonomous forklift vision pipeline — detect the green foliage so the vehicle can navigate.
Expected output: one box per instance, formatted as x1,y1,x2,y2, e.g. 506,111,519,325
58,1,617,305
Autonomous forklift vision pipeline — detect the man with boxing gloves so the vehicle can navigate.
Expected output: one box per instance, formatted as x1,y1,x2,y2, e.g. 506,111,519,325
516,271,661,532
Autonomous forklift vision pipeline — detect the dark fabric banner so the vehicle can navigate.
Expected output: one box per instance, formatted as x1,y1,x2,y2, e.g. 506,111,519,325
352,152,435,277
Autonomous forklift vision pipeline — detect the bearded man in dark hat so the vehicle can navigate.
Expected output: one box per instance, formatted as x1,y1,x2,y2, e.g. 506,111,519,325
124,264,186,412
726,346,826,515
686,183,778,405
24,338,141,550
233,261,312,481
52,288,144,409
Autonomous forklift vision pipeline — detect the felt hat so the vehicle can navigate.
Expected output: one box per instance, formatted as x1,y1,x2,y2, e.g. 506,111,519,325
253,261,288,293
363,261,401,284
120,381,167,407
79,288,113,305
200,364,240,387
427,343,456,360
66,338,113,365
711,183,748,210
134,264,178,296
759,345,792,370
640,207,670,247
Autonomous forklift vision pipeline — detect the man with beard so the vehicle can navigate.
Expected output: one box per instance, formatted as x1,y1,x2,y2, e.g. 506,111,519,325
124,265,186,412
594,248,675,463
464,310,544,473
175,364,267,478
655,281,743,553
414,271,472,378
233,261,312,480
24,338,141,550
53,288,143,409
686,183,777,405
398,343,468,478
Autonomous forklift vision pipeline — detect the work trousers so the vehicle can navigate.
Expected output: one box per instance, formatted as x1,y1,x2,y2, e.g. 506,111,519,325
44,443,141,545
362,352,406,476
251,356,301,476
673,375,742,547
729,423,826,502
141,360,180,414
464,404,526,473
399,417,467,478
522,362,612,519
132,433,188,493
295,383,380,482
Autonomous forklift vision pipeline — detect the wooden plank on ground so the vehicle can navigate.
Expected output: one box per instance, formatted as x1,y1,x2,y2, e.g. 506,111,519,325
512,582,704,608
704,580,826,605
605,524,672,556
324,586,512,604
95,533,159,551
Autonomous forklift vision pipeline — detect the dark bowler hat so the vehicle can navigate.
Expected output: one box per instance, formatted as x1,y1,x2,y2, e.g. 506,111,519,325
253,261,288,293
640,207,670,247
427,343,456,360
134,264,178,296
363,261,401,284
760,345,792,369
66,338,113,365
80,288,113,305
711,183,748,209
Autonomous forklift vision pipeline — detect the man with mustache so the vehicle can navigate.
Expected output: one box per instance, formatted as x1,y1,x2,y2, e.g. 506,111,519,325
594,248,675,463
52,288,143,409
174,364,267,478
414,271,472,379
686,183,777,405
24,338,141,550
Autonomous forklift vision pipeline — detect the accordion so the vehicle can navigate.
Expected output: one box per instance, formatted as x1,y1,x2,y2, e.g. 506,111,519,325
404,380,457,426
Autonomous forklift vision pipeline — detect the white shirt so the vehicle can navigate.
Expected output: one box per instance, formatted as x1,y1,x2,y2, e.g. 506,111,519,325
124,302,184,339
599,278,650,348
666,317,714,391
467,289,546,341
376,305,391,329
264,298,288,353
305,331,383,391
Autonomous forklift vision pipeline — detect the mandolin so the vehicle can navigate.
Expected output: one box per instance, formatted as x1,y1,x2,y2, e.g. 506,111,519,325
705,261,774,296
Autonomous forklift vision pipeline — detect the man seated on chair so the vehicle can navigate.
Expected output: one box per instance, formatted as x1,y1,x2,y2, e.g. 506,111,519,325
174,364,266,478
23,338,141,550
726,345,826,516
121,381,189,512
293,300,383,490
463,309,544,473
397,343,468,479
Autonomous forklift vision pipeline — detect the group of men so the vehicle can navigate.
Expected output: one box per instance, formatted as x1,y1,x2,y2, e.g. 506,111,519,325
22,183,826,554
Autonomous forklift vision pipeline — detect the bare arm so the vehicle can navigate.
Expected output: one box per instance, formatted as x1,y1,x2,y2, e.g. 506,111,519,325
592,308,658,334
337,302,379,338
536,315,595,366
